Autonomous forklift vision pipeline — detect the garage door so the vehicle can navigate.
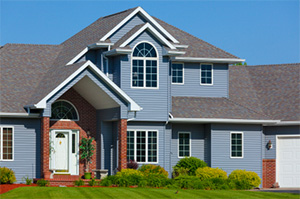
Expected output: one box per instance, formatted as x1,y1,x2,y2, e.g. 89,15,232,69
277,136,300,188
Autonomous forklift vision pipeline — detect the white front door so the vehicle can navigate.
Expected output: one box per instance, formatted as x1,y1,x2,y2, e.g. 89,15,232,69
50,130,79,175
277,136,300,188
54,132,69,171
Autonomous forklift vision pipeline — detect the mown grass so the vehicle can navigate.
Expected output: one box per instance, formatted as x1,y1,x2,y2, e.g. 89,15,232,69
1,187,299,199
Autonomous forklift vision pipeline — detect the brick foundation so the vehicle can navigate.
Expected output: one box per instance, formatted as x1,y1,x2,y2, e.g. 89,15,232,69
262,159,276,188
42,88,97,180
118,119,127,170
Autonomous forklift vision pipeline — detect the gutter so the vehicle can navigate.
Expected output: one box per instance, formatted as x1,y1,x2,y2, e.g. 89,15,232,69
88,43,114,49
0,112,40,118
171,57,245,64
169,118,280,125
264,121,300,126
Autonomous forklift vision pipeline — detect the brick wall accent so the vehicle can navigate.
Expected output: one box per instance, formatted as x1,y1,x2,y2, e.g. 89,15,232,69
41,117,51,179
262,159,276,188
47,88,97,179
118,119,127,170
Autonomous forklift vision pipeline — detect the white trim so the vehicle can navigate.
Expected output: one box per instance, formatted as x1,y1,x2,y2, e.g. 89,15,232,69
178,132,191,158
0,112,40,118
171,57,245,64
49,100,80,121
128,129,159,164
200,63,213,86
103,48,132,56
100,7,179,44
130,41,159,89
264,121,300,126
0,126,14,161
171,62,184,85
66,48,88,66
120,23,176,50
164,51,186,56
275,134,300,185
169,118,280,124
230,132,244,159
32,60,142,112
173,44,189,49
88,43,114,49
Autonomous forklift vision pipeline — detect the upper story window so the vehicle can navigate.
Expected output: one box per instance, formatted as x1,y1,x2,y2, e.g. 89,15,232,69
172,63,184,84
131,42,158,88
51,100,79,121
200,64,213,85
0,127,14,161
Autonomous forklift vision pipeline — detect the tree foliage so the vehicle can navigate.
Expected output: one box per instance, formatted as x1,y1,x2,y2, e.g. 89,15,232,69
80,137,95,172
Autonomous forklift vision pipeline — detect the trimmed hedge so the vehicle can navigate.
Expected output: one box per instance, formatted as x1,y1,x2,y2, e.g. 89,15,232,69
228,169,261,188
195,167,227,180
173,157,207,176
138,164,168,178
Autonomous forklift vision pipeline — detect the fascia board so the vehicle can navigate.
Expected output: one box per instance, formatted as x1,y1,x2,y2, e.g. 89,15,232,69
66,48,88,65
100,7,179,44
34,61,141,112
103,49,132,56
169,118,280,124
172,57,246,64
120,23,176,50
0,112,40,118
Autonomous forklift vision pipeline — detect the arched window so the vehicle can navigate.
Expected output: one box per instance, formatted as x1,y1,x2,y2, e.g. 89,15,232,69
132,42,158,88
50,100,79,120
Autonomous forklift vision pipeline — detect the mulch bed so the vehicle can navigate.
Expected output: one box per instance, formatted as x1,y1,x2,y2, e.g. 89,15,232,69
0,184,37,194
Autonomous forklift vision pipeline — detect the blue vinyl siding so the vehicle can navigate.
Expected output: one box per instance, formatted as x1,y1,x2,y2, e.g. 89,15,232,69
43,69,128,119
0,118,41,182
171,63,228,97
211,124,263,182
171,124,206,169
120,30,169,121
110,14,146,43
127,122,169,173
263,125,300,159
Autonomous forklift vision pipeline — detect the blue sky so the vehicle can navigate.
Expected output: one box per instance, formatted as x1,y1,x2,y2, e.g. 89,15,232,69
1,1,299,65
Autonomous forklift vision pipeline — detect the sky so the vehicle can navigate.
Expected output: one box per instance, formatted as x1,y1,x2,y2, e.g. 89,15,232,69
1,0,299,65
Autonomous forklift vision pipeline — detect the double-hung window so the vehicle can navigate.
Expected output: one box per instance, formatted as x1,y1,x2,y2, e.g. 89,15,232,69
178,132,191,158
172,63,184,84
127,130,158,163
0,127,14,161
200,64,213,85
230,132,243,158
132,42,158,88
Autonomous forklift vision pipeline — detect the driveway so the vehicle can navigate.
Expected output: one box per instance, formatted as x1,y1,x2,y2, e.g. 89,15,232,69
258,188,300,194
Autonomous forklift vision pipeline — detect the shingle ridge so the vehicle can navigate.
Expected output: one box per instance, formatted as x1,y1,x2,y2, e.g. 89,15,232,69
246,63,300,67
102,7,138,19
3,43,60,47
152,17,239,59
223,97,273,119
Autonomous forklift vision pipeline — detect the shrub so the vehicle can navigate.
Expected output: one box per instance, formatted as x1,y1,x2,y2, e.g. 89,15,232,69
22,176,32,185
228,170,261,189
173,157,207,176
88,178,96,186
172,167,189,178
127,160,138,170
145,173,169,187
100,175,118,186
174,176,202,189
37,179,49,187
195,167,227,180
116,169,144,178
0,167,16,184
74,179,84,186
115,169,145,187
138,164,168,178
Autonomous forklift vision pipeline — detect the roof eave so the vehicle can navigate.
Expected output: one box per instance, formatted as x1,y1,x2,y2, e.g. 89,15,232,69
103,49,132,56
172,57,245,64
169,117,280,124
0,112,40,118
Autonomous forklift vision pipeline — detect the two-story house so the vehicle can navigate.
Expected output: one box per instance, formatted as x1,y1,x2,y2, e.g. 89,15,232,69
1,7,299,188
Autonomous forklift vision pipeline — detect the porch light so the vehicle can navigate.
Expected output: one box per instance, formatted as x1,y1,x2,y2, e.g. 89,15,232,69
86,129,91,136
267,140,272,150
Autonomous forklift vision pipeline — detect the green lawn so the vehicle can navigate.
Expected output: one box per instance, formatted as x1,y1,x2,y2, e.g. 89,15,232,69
1,187,299,199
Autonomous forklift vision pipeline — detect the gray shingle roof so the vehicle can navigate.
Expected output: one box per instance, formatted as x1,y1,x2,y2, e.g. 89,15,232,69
172,97,270,120
229,63,300,121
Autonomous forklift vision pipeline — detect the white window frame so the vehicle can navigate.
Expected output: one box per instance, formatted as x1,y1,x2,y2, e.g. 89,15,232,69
0,126,14,161
127,129,159,164
131,41,159,89
50,100,80,121
230,132,244,159
200,63,213,85
171,62,184,85
178,132,191,158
